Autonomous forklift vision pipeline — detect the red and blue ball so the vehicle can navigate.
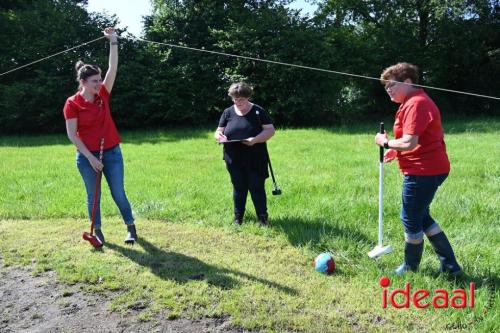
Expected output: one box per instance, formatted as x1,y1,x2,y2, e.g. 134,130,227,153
313,252,336,274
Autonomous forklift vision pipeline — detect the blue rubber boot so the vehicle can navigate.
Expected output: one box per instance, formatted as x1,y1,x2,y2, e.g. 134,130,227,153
395,242,423,275
428,232,462,276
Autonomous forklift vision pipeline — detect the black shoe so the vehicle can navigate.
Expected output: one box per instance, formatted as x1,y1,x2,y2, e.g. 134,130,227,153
233,213,243,225
94,229,105,244
124,225,137,244
258,214,269,227
395,242,423,275
428,232,462,275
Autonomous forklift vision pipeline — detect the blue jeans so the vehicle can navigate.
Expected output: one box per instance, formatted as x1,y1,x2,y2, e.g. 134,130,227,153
77,145,134,229
400,174,448,240
226,163,267,216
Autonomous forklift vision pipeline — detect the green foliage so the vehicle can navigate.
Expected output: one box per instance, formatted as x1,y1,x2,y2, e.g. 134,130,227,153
0,0,116,133
0,1,498,133
136,0,340,127
317,0,500,116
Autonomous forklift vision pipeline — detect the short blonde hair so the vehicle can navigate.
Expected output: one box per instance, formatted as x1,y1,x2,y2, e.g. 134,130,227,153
380,62,419,85
228,82,253,98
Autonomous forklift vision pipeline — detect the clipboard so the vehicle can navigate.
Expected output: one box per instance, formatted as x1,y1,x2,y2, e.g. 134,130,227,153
222,139,247,143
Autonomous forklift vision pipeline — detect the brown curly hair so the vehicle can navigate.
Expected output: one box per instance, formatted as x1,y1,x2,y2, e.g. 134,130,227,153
380,62,419,85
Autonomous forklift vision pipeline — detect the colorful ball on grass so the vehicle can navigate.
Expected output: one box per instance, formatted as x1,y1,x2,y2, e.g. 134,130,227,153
314,252,336,274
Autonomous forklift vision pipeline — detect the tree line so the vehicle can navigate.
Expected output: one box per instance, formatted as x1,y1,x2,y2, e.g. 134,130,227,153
0,0,498,134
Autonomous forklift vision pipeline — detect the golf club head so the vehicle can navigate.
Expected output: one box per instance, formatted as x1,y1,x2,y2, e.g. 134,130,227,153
82,231,103,248
272,185,282,196
368,245,393,258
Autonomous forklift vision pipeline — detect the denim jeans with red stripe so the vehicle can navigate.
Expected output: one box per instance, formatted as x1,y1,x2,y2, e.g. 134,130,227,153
77,145,134,229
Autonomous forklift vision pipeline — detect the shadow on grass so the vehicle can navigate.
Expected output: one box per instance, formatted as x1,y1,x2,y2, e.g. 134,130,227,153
0,128,211,147
420,266,499,291
272,216,370,249
1,117,497,147
105,238,297,295
321,116,500,135
419,266,499,325
120,128,211,145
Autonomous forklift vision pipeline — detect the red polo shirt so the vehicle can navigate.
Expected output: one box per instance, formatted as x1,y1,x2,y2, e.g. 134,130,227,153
394,89,450,175
63,85,121,152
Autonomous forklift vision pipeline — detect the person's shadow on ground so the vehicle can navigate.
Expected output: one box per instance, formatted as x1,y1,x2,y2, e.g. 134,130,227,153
271,216,370,248
105,238,297,295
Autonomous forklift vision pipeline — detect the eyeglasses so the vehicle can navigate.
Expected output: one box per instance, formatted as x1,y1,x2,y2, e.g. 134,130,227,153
384,81,400,91
231,97,248,103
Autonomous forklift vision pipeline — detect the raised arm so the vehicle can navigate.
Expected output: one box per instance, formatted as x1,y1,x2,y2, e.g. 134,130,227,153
103,27,118,93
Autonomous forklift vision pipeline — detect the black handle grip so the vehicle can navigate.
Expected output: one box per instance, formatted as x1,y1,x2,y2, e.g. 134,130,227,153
379,122,384,163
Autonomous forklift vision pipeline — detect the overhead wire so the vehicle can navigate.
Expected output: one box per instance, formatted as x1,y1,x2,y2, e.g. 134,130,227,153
1,34,498,101
0,36,107,77
128,36,500,101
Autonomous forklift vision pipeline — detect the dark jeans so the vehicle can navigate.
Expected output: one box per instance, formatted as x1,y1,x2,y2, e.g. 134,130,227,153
226,163,267,216
400,173,448,240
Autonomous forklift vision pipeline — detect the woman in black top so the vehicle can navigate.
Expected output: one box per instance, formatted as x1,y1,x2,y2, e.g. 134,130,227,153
215,82,275,225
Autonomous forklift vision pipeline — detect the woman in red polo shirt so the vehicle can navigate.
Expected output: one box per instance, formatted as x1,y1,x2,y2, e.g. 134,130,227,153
375,62,462,276
63,27,136,245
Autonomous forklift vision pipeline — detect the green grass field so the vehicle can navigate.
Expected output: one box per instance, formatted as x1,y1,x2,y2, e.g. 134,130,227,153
0,118,498,332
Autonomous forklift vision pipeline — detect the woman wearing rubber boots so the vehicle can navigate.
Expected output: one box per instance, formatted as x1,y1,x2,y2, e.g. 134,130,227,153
375,62,462,276
63,27,137,245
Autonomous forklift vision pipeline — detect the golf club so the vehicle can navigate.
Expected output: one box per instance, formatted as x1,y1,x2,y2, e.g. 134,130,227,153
255,110,281,195
82,138,104,248
368,122,393,258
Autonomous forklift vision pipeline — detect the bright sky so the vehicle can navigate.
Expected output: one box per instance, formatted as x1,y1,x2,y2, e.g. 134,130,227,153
86,0,318,36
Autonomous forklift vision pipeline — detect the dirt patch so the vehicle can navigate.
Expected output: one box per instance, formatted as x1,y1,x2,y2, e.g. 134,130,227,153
0,264,252,333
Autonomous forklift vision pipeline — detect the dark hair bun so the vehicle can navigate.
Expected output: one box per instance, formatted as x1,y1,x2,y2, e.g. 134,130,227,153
74,60,101,85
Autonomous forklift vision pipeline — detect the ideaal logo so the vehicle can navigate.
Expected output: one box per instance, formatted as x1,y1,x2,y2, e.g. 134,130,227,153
379,276,475,309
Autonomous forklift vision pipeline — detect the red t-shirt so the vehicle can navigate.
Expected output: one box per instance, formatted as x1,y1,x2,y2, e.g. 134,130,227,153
393,89,450,175
63,85,121,152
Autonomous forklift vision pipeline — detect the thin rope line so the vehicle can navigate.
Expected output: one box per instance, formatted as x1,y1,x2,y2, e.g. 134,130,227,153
129,36,500,101
1,34,498,101
0,36,107,77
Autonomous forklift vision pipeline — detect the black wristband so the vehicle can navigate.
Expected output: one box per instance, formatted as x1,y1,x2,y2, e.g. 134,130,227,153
383,140,390,149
